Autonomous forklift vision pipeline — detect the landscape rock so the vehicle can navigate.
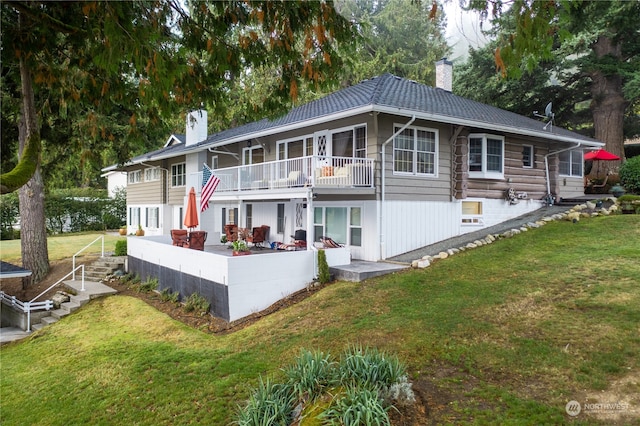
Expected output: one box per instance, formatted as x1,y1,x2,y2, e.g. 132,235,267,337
438,251,449,259
416,259,431,268
52,291,70,309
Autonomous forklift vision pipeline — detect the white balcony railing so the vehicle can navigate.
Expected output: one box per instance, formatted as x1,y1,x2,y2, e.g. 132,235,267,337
187,156,374,194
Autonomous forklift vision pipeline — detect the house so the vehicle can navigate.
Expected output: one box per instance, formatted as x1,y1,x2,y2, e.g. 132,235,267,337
104,62,603,321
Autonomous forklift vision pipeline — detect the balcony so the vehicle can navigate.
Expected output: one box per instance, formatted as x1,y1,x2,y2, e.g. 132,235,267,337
187,156,374,194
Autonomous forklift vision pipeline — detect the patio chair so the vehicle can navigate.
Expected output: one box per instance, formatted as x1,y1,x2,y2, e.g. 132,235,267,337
171,229,189,248
292,229,307,249
188,231,207,251
248,225,269,249
321,236,343,248
224,224,238,243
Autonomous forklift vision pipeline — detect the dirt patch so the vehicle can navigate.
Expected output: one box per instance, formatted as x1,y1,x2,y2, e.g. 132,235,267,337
0,257,96,302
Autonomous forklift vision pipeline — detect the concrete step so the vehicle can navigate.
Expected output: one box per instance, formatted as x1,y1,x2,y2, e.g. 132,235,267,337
50,309,70,320
41,316,58,326
86,265,113,274
31,323,45,331
60,300,81,313
69,293,91,306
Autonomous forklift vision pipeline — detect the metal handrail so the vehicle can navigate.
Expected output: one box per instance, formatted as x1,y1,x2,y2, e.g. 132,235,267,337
72,235,104,280
26,264,85,332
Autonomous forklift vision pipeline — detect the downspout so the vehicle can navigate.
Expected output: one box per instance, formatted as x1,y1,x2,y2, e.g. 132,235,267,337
543,142,583,205
379,114,416,260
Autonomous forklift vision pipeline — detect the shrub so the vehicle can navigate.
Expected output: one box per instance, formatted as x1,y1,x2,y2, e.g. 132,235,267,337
619,155,640,194
138,277,158,293
160,288,180,303
114,240,127,256
183,293,210,314
317,250,331,284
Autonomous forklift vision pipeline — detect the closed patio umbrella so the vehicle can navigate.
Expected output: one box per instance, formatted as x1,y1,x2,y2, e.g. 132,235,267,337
184,187,199,230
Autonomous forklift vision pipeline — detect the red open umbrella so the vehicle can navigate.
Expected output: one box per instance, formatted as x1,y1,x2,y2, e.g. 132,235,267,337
584,149,620,161
184,187,199,230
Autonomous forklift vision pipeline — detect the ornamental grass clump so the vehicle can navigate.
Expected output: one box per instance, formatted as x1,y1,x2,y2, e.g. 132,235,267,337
284,349,337,402
236,346,411,425
338,345,406,390
235,377,296,426
320,385,391,426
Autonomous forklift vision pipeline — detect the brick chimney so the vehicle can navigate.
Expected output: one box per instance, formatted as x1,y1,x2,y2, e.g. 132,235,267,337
186,110,208,146
435,58,453,92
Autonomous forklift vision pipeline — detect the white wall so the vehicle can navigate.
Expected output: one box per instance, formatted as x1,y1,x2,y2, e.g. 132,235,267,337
382,200,459,259
128,237,351,322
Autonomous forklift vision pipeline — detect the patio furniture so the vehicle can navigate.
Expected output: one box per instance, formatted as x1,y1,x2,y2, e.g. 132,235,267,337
224,224,238,243
171,229,190,247
188,231,207,251
274,170,304,188
321,236,343,248
248,225,270,249
292,229,307,249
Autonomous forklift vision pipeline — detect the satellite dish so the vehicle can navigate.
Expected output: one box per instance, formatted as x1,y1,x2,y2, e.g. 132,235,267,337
533,101,555,131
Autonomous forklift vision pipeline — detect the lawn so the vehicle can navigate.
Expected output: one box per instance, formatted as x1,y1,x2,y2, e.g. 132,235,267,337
0,232,124,264
1,216,639,425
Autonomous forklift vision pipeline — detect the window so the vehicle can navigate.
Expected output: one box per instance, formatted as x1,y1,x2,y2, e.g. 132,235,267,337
349,207,362,246
522,145,533,168
461,201,483,225
246,204,252,229
393,125,437,176
128,170,142,184
171,163,186,187
146,207,159,228
468,134,504,179
129,207,140,226
277,204,285,234
559,150,583,176
355,127,367,158
313,206,361,246
144,168,161,182
331,125,367,158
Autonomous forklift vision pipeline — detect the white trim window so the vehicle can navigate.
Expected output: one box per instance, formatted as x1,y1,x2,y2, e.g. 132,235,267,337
559,150,583,177
171,163,186,187
461,201,483,226
330,125,367,159
146,207,159,228
468,134,504,179
393,125,438,176
144,167,161,182
129,207,141,226
522,145,534,168
313,206,362,247
128,170,142,184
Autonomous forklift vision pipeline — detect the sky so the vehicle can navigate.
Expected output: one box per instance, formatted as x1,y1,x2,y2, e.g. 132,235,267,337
442,1,491,62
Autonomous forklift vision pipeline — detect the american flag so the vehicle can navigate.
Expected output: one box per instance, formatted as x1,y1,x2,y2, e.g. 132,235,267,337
200,163,220,212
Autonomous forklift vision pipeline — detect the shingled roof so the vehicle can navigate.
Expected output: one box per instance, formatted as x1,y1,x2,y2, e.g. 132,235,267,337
123,73,602,165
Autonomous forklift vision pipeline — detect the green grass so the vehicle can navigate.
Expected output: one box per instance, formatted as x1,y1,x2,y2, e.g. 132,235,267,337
1,216,639,425
0,232,125,263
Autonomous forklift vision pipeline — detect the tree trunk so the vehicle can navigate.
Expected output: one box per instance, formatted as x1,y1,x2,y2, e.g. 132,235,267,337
18,52,50,287
589,35,627,174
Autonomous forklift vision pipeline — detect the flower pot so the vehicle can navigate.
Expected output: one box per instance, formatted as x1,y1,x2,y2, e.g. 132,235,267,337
136,229,145,236
119,228,127,236
232,250,251,256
